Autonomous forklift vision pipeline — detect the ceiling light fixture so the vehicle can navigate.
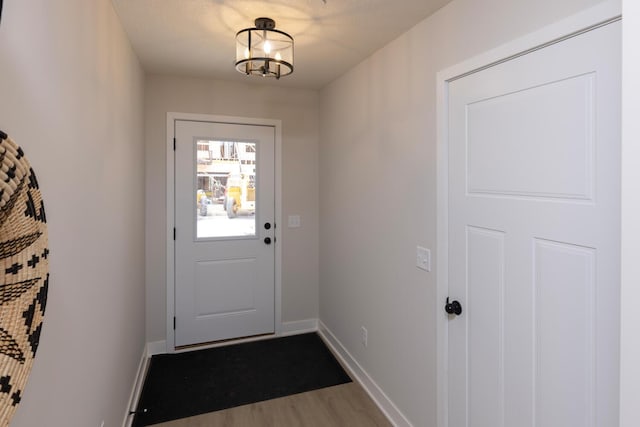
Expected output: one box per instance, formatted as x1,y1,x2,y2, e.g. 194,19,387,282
235,17,294,79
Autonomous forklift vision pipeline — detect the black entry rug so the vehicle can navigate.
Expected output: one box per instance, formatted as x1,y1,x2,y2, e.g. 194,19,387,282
132,333,352,426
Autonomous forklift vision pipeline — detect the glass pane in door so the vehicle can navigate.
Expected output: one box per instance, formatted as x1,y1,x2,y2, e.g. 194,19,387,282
195,140,256,239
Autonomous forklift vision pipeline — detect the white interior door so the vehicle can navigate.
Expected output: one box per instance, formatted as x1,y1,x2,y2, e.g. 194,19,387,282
174,120,275,347
447,22,620,427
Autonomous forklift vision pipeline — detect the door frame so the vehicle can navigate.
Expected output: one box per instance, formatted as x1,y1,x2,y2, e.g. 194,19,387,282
435,3,621,426
166,112,282,353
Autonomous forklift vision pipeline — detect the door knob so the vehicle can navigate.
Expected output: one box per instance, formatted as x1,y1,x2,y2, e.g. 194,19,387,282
445,297,462,315
264,237,272,245
264,222,271,230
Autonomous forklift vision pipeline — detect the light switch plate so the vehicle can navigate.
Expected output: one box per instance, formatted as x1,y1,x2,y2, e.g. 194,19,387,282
416,246,431,272
288,215,301,228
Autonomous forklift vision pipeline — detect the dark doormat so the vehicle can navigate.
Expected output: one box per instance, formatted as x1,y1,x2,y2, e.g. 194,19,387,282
132,333,352,426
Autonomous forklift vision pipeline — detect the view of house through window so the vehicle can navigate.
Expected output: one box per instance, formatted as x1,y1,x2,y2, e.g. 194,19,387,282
196,140,256,239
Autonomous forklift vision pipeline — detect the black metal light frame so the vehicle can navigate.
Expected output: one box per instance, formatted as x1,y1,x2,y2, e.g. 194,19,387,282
235,17,294,80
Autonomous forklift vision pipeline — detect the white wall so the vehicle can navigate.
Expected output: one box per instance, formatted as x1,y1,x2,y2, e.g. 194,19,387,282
318,0,615,425
145,75,319,343
0,1,145,426
620,0,640,426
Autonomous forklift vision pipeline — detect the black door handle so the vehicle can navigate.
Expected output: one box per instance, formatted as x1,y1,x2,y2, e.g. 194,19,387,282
445,297,462,315
264,222,271,230
264,237,272,245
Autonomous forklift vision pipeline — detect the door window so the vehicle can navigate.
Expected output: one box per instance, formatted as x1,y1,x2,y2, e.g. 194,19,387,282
195,140,257,239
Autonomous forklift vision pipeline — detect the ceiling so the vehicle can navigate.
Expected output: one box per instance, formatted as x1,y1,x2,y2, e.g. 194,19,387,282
110,0,452,89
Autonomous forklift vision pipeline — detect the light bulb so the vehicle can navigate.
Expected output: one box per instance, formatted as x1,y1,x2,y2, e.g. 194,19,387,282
263,40,272,55
275,52,282,61
244,48,250,59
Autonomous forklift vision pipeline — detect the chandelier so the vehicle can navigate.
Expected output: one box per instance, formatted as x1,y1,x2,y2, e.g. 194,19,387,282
235,18,294,79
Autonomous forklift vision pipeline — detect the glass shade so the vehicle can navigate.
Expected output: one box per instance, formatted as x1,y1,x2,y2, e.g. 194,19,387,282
235,23,294,79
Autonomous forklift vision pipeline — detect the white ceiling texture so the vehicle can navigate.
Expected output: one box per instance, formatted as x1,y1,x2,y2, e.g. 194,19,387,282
111,0,452,89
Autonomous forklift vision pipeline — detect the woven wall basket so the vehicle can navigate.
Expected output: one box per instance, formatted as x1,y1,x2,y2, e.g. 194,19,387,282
0,130,48,426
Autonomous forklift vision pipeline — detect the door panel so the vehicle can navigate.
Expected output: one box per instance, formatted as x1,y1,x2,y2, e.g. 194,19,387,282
534,239,595,427
174,120,275,347
466,73,594,200
448,22,620,427
467,227,505,427
194,258,258,315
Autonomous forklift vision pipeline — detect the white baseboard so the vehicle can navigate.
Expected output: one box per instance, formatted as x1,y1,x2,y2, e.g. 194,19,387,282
280,318,318,336
122,344,151,427
318,320,413,427
147,340,167,357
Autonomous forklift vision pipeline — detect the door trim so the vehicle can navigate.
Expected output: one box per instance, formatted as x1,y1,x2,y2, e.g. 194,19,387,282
435,3,620,426
166,112,282,353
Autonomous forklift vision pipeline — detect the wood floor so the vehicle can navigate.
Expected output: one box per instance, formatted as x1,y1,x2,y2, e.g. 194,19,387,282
150,382,391,427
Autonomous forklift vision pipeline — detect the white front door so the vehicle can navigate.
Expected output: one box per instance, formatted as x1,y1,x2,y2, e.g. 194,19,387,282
447,22,620,427
174,120,275,347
